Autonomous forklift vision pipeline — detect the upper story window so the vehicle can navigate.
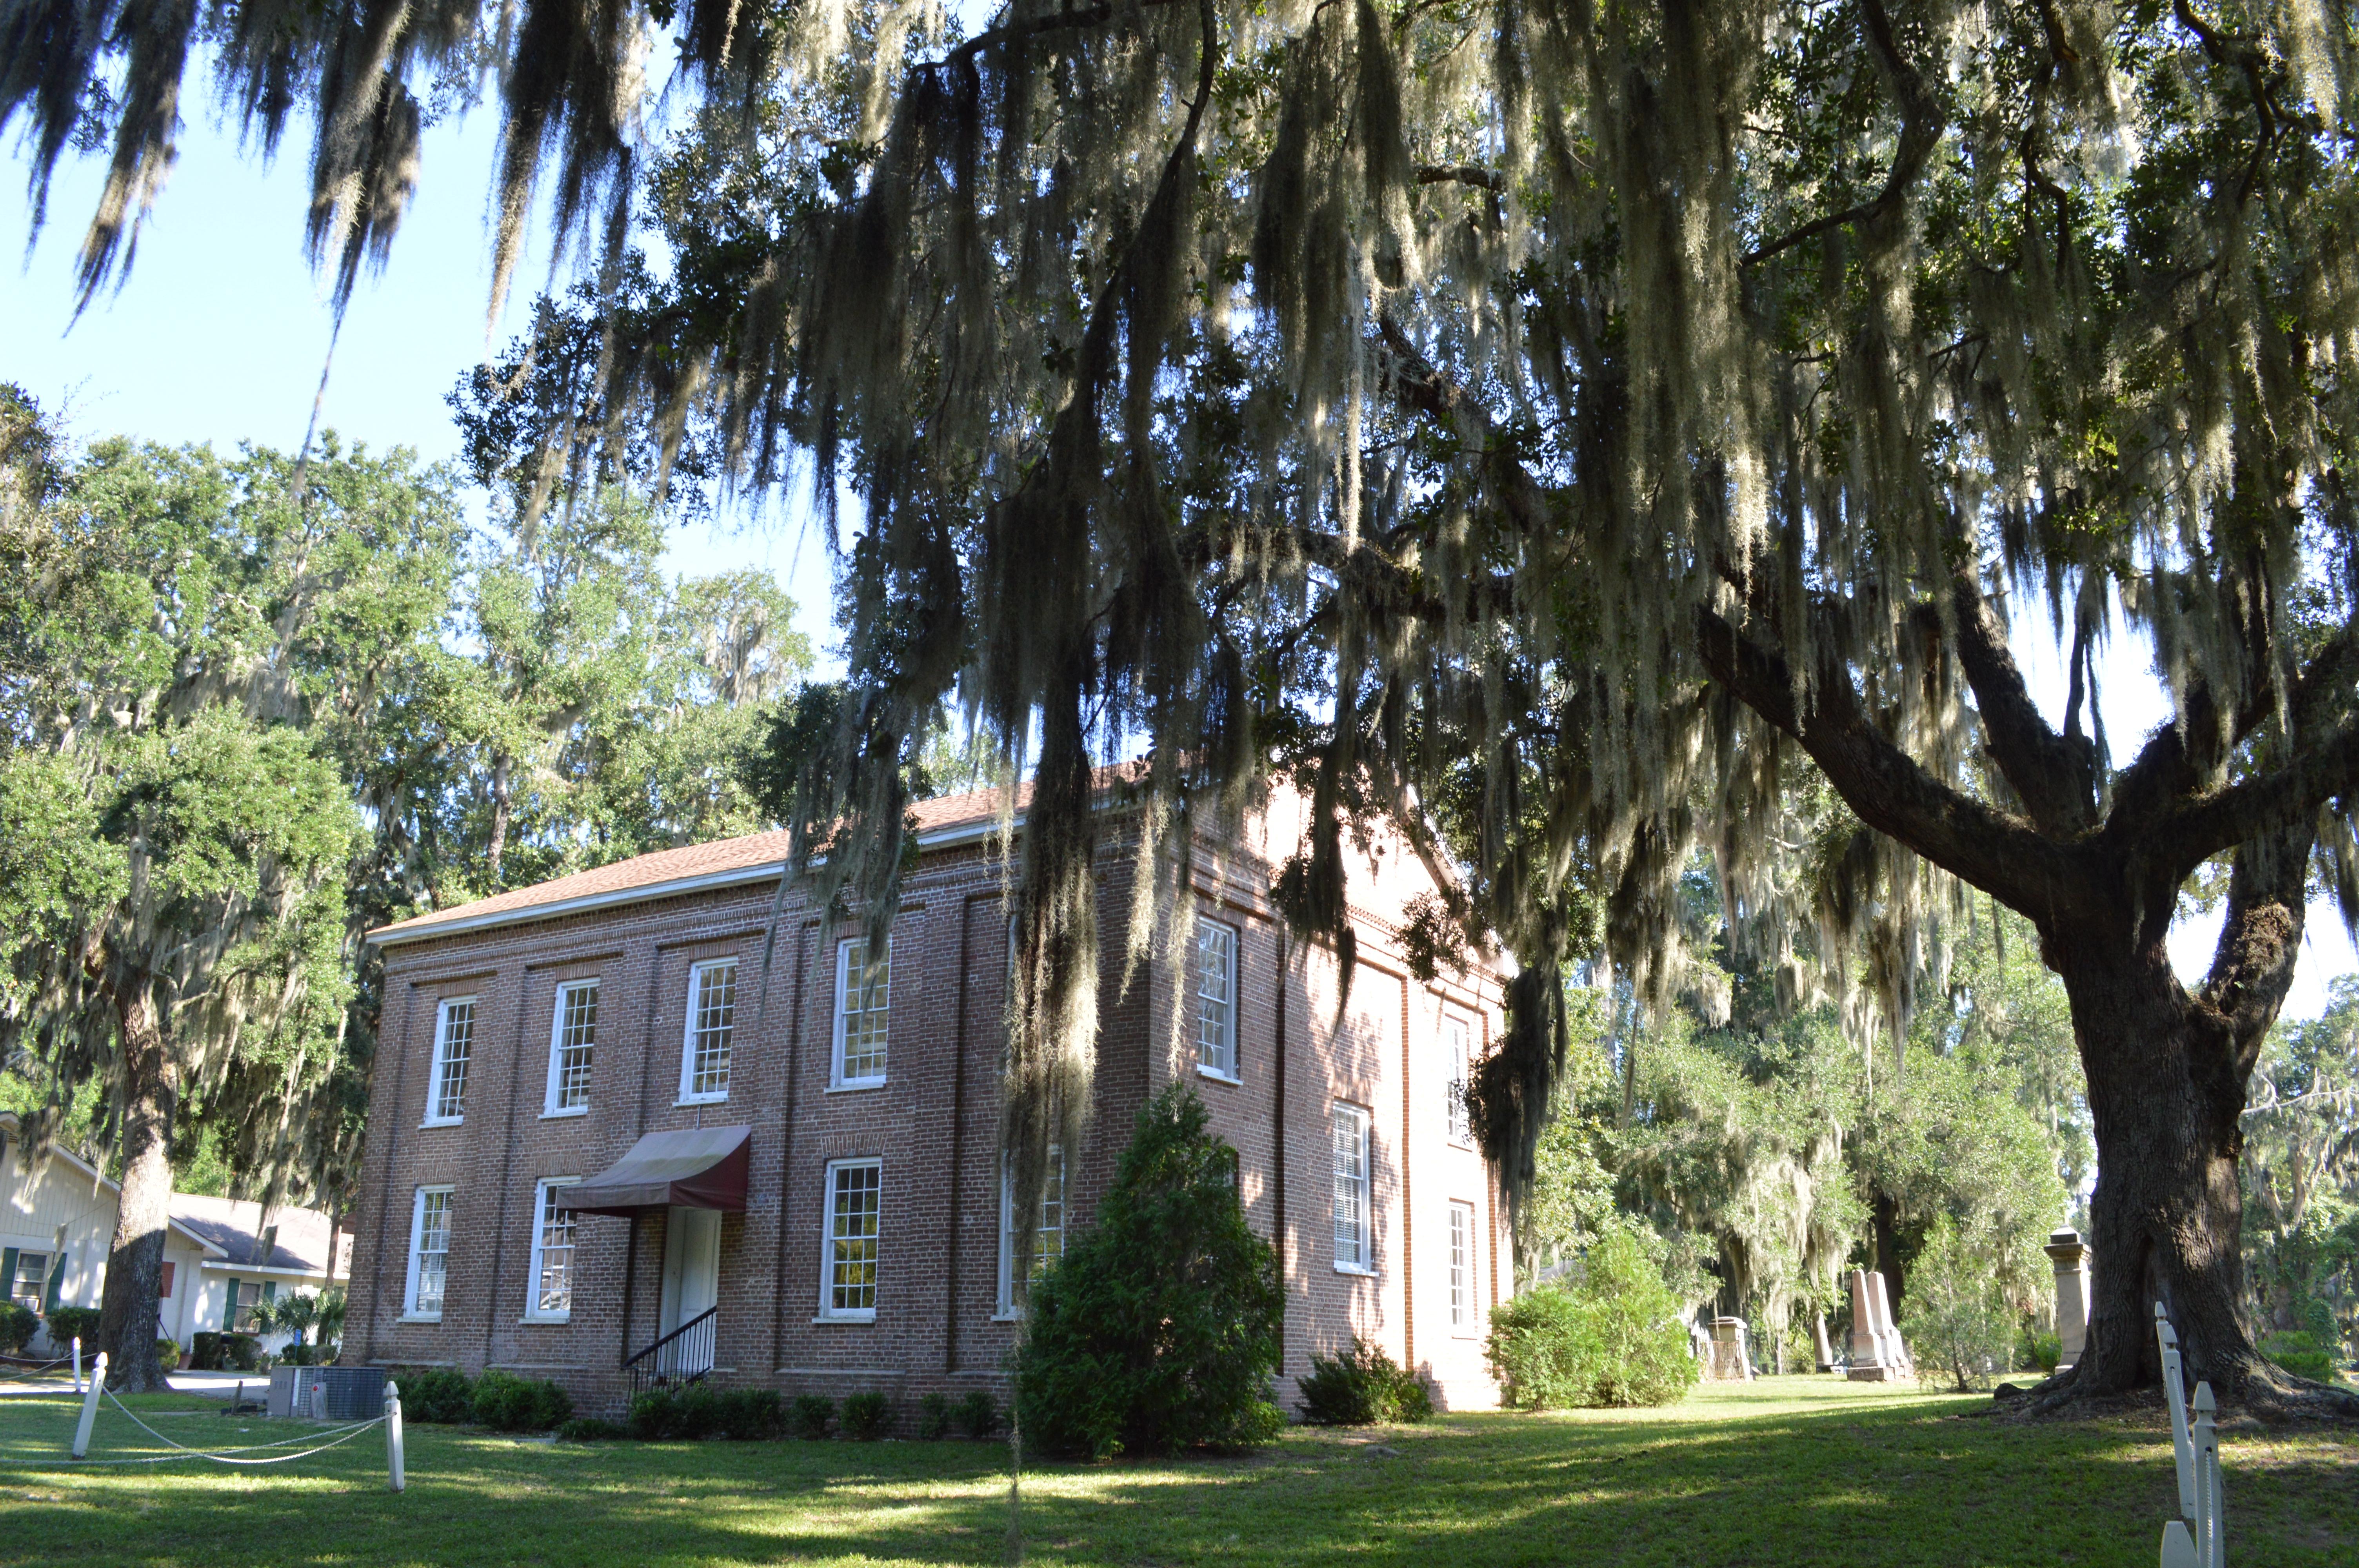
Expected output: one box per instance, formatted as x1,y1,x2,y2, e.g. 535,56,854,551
1332,1102,1374,1274
544,980,598,1116
678,960,737,1104
832,938,890,1089
526,1178,579,1321
1194,918,1238,1080
1443,1013,1474,1147
424,997,476,1126
996,1147,1067,1317
405,1187,453,1320
820,1159,882,1320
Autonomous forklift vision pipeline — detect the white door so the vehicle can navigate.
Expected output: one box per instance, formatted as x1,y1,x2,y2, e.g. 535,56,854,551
658,1206,722,1336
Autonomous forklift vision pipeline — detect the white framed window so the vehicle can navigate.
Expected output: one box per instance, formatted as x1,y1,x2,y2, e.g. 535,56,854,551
423,997,476,1125
832,938,891,1088
996,1148,1067,1316
1449,1200,1476,1330
404,1187,454,1320
525,1179,579,1321
677,959,737,1103
1195,918,1239,1080
225,1279,265,1331
543,980,598,1116
819,1160,882,1320
1443,1013,1474,1147
7,1251,49,1311
1333,1102,1374,1274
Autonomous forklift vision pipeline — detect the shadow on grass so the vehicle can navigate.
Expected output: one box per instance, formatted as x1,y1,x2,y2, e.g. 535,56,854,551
0,1384,2351,1567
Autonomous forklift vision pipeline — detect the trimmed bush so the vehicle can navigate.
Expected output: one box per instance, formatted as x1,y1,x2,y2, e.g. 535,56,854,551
631,1383,725,1440
1487,1230,1698,1410
391,1366,476,1423
189,1331,224,1371
558,1416,632,1441
841,1391,891,1440
2261,1332,2337,1383
954,1390,1000,1439
0,1303,38,1356
1297,1338,1432,1425
718,1388,785,1440
473,1371,573,1432
917,1392,953,1440
154,1338,182,1372
222,1333,261,1372
1015,1087,1286,1458
44,1306,101,1348
790,1394,836,1439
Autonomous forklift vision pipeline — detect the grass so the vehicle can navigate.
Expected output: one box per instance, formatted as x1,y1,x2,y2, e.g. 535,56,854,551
0,1376,2351,1566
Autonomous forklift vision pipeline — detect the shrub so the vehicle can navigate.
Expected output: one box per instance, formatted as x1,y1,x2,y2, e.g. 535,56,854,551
790,1393,836,1439
189,1331,224,1371
917,1392,953,1439
2261,1332,2337,1383
154,1338,182,1372
222,1333,261,1372
559,1416,632,1441
1297,1338,1432,1425
953,1390,1001,1439
631,1384,726,1440
473,1371,573,1432
1901,1216,2019,1393
718,1388,785,1441
1487,1230,1698,1410
1015,1087,1285,1458
44,1306,101,1348
0,1303,38,1356
2019,1327,2062,1374
391,1366,476,1424
842,1391,891,1440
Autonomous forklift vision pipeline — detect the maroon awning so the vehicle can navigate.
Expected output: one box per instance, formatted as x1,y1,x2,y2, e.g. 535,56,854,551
557,1126,751,1216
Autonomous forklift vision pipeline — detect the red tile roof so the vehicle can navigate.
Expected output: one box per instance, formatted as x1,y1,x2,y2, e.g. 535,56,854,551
368,783,1018,946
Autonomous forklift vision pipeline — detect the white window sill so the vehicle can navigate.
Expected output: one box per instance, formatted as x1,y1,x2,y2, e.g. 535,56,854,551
419,1117,463,1130
1446,1138,1474,1152
673,1094,730,1108
519,1313,572,1326
1196,1065,1242,1085
812,1312,877,1325
826,1079,887,1094
1333,1262,1379,1278
397,1313,444,1324
540,1106,589,1120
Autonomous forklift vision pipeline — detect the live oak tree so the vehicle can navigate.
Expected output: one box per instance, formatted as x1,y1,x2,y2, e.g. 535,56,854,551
19,0,2359,1411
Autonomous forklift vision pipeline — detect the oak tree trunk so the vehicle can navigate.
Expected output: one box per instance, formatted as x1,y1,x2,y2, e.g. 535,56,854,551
98,979,178,1393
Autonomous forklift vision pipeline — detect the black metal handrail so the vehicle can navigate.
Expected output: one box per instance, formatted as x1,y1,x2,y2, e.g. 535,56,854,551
625,1307,717,1398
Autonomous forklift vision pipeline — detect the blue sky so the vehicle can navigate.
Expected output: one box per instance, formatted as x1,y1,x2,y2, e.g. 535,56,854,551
5,100,2354,1016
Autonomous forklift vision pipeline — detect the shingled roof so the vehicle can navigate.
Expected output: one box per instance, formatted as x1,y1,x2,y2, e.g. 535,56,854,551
367,782,1021,948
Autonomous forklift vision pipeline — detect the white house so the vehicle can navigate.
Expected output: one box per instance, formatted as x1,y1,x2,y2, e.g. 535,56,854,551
0,1114,351,1355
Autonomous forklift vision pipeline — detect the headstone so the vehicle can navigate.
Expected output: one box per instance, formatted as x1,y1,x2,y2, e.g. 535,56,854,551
1812,1312,1836,1372
1708,1316,1754,1381
2045,1228,2091,1370
1846,1268,1910,1380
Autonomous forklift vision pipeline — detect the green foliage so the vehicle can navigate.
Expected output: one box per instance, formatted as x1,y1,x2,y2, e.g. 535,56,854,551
222,1335,261,1372
718,1389,785,1441
189,1333,223,1371
42,1307,100,1347
0,1304,35,1355
841,1392,891,1440
1900,1216,2019,1393
789,1394,835,1439
1015,1087,1285,1459
472,1372,573,1433
953,1390,1000,1439
2020,1328,2062,1376
2242,985,2359,1366
392,1367,476,1424
1296,1338,1432,1426
2259,1333,2337,1383
630,1384,725,1440
916,1392,952,1440
1487,1231,1699,1410
558,1416,632,1441
153,1338,181,1372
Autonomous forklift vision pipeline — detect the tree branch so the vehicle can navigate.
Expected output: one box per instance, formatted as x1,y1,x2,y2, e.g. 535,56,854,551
1414,164,1502,192
1945,572,2100,837
2165,719,2359,867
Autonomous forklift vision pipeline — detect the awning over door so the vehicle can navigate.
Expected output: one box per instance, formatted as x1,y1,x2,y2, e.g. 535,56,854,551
557,1126,752,1216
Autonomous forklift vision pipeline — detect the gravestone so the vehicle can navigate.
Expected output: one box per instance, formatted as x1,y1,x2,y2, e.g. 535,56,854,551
1812,1312,1836,1372
1845,1267,1912,1380
2044,1228,2091,1371
1708,1316,1754,1381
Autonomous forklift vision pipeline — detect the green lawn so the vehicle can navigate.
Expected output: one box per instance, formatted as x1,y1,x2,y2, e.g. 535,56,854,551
0,1376,2351,1566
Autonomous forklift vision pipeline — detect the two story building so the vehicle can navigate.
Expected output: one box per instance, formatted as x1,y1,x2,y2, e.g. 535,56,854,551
345,782,1512,1417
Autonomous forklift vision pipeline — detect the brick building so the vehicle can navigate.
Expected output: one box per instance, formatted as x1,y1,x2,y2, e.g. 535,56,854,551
346,782,1512,1419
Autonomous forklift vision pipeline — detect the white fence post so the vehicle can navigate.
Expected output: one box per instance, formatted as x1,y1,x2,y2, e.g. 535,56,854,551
2153,1303,2225,1565
71,1337,82,1395
385,1378,405,1493
2192,1382,2224,1567
70,1351,108,1459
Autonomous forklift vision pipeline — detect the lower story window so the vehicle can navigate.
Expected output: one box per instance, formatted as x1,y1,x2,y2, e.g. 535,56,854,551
1448,1201,1475,1329
407,1187,453,1319
1333,1102,1374,1273
996,1148,1066,1315
225,1279,266,1332
7,1251,49,1312
821,1160,881,1319
528,1179,579,1319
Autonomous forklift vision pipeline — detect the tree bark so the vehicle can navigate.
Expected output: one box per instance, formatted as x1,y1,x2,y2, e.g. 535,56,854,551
486,751,513,886
98,978,178,1393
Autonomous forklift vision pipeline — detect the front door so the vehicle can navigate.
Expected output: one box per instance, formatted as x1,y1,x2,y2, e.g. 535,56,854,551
658,1206,722,1336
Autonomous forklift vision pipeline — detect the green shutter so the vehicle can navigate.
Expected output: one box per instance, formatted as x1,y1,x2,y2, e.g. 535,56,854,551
0,1249,16,1308
43,1254,63,1313
262,1281,276,1304
222,1278,240,1330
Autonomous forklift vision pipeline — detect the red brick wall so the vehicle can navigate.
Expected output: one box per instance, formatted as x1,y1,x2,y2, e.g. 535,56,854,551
347,799,1509,1424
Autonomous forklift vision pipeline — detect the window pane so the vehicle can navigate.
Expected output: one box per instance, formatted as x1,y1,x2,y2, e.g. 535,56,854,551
838,940,890,1083
10,1253,47,1310
689,962,736,1098
1445,1017,1471,1144
1195,920,1235,1074
433,1000,474,1121
535,1184,576,1314
829,1164,881,1313
1449,1203,1471,1327
553,983,598,1110
414,1191,452,1315
1333,1106,1368,1269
